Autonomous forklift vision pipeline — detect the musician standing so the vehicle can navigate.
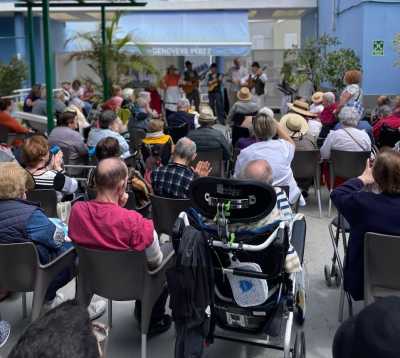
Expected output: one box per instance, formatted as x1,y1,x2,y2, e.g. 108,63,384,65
183,61,200,112
248,62,268,108
226,58,248,108
207,63,225,124
161,65,182,118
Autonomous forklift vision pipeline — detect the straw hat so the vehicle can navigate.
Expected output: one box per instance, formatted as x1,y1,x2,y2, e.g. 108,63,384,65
311,92,324,104
287,100,317,118
198,106,216,125
237,87,252,102
280,113,309,137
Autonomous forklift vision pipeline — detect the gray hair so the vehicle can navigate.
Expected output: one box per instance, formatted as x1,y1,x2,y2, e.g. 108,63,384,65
177,98,190,111
238,160,273,184
253,112,277,140
323,92,335,104
122,88,134,100
377,105,392,118
174,137,197,161
339,107,361,127
258,107,274,119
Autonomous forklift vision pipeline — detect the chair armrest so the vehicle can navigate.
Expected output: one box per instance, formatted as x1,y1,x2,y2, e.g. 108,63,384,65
148,250,175,276
136,201,151,217
39,247,76,273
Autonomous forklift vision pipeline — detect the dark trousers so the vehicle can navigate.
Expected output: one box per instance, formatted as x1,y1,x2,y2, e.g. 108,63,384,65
208,91,225,124
45,266,75,301
186,90,200,112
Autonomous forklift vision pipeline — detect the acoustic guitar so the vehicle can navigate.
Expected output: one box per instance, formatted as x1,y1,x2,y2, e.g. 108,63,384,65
208,74,224,92
182,78,200,94
244,66,267,90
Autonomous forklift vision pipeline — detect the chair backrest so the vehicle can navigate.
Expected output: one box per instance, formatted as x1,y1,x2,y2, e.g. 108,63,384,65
330,150,370,180
0,124,10,144
192,149,224,177
76,245,147,301
0,242,39,292
379,125,400,148
291,150,321,179
27,189,58,217
231,126,250,147
129,128,146,153
150,194,191,236
168,123,188,143
364,232,400,304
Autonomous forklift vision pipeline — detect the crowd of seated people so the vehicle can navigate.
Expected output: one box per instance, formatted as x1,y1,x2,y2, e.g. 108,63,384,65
1,68,400,357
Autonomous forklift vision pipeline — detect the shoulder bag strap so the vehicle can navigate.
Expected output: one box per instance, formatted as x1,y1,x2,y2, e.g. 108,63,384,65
342,128,368,151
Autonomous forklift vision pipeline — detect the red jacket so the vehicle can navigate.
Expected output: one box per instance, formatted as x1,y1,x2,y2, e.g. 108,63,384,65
319,103,337,126
0,111,29,134
372,110,400,139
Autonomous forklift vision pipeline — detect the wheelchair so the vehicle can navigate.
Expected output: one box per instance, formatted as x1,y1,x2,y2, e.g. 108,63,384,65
174,177,307,358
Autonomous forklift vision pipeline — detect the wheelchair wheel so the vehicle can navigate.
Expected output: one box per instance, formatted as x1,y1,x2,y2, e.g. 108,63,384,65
324,265,332,287
293,331,306,358
295,289,306,325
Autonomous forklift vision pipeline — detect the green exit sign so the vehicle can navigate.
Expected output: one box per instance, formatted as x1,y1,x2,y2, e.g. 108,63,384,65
372,40,384,56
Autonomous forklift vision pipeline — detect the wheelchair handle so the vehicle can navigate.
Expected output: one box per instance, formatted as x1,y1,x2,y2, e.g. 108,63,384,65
218,267,272,280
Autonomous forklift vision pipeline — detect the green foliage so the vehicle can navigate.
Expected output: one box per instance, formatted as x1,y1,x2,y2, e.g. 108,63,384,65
324,48,361,92
66,12,158,97
0,57,27,97
281,34,361,92
394,33,400,67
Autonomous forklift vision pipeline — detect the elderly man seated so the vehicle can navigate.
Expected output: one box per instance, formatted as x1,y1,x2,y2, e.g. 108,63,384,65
151,137,211,199
0,162,105,318
235,159,303,285
88,110,130,157
69,157,172,335
187,107,232,161
320,107,371,160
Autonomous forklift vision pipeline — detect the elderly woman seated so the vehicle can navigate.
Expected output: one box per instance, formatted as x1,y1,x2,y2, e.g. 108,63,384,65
22,135,78,200
234,110,303,205
0,162,75,308
331,150,400,301
320,107,371,160
143,119,173,147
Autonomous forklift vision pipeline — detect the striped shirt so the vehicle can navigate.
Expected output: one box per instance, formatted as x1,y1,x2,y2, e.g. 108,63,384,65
32,170,78,199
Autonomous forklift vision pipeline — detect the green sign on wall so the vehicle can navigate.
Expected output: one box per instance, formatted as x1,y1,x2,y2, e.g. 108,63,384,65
372,40,384,56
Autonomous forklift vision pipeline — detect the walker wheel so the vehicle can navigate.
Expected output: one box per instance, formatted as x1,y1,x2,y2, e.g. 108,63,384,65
295,290,306,326
324,265,332,287
334,271,342,288
293,331,306,358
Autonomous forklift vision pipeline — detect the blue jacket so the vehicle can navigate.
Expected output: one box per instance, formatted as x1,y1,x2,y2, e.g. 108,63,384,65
0,199,72,264
331,179,400,300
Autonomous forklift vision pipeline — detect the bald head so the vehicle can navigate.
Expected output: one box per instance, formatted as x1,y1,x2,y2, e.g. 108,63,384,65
239,160,273,184
94,157,128,191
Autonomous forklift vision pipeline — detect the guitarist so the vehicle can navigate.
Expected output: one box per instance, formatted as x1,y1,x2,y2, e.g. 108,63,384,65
183,61,200,112
207,63,225,124
249,62,268,108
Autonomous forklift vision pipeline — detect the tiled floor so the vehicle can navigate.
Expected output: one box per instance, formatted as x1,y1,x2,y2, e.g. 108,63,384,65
0,188,357,358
